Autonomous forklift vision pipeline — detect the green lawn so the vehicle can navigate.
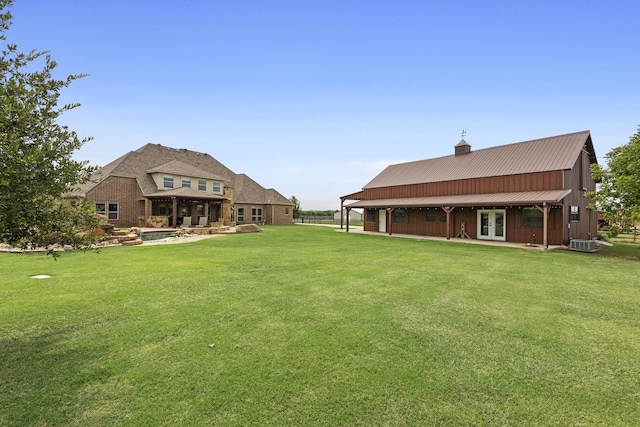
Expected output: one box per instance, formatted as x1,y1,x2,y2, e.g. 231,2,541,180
1,225,639,426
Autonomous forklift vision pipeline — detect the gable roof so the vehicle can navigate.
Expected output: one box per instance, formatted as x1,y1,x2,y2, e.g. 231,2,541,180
363,130,596,189
78,143,292,206
147,160,228,182
233,174,291,205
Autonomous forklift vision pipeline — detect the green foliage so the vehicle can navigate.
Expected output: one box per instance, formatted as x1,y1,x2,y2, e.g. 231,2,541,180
290,195,301,218
588,126,640,232
0,0,99,253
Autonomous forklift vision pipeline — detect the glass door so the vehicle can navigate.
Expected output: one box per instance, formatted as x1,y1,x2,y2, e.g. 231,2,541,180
477,210,506,241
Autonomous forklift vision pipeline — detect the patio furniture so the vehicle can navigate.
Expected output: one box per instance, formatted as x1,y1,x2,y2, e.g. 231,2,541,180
181,216,192,228
195,216,208,228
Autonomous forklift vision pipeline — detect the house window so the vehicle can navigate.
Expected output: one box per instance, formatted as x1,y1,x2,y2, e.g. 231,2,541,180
95,202,117,220
212,181,221,194
95,202,106,216
522,207,543,228
571,206,580,221
252,207,263,222
198,179,206,191
425,209,436,222
108,203,118,220
182,177,191,188
366,209,376,222
163,175,174,188
237,206,245,222
285,207,289,215
439,209,447,223
393,209,405,223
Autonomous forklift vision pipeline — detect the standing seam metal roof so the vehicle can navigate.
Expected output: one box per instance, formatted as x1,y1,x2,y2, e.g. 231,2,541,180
363,131,593,189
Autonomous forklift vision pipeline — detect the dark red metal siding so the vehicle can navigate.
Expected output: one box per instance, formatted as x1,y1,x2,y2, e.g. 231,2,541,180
363,171,564,200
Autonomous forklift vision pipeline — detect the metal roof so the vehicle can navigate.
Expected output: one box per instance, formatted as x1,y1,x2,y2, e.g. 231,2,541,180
345,189,572,209
363,131,594,189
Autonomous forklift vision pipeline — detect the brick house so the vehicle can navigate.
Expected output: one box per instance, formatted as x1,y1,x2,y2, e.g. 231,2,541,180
76,144,293,227
341,131,598,247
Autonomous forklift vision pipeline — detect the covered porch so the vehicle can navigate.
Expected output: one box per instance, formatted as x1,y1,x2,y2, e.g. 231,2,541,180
341,190,571,248
140,188,228,228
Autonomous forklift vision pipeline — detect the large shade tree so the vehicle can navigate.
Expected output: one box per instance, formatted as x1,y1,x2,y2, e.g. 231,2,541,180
0,0,100,253
588,126,640,236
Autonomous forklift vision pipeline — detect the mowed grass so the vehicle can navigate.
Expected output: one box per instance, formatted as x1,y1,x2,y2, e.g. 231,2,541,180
1,225,639,426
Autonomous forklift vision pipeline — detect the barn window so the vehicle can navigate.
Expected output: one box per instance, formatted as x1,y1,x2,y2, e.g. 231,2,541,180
570,206,580,221
393,209,405,223
439,208,447,222
522,208,543,228
366,209,376,222
425,210,436,222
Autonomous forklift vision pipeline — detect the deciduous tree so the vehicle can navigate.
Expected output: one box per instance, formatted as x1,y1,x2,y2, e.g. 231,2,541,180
0,0,100,253
588,126,640,236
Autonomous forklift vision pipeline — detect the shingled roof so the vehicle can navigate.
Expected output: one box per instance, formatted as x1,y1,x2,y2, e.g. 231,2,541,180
78,144,291,206
363,130,596,189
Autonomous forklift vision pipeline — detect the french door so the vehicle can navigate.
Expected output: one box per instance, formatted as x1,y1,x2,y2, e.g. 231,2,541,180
477,209,506,241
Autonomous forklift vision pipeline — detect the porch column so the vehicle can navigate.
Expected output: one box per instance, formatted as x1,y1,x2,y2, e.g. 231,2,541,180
387,208,394,235
535,203,549,248
345,207,351,233
340,199,344,230
144,198,150,223
444,207,455,240
172,197,178,228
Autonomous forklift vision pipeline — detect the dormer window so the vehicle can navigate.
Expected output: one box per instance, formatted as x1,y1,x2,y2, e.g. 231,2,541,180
182,177,191,188
163,175,174,188
198,179,206,191
212,181,221,194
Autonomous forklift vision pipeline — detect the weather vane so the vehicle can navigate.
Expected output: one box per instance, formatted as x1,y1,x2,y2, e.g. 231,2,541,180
461,130,466,140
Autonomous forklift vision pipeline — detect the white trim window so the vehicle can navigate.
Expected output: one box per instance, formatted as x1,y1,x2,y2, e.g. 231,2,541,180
570,206,580,222
107,202,119,220
163,175,174,188
95,201,106,216
95,201,118,220
212,181,222,194
182,177,191,188
251,207,263,222
237,206,245,222
198,179,206,191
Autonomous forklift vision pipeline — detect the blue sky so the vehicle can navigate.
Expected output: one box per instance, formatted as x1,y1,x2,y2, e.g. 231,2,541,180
6,0,640,209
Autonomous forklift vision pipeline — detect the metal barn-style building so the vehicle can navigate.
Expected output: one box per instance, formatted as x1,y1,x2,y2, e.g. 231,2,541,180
341,131,598,247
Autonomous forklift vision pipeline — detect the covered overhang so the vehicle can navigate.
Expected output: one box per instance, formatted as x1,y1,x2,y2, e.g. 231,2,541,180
145,187,228,202
344,189,571,209
342,189,571,247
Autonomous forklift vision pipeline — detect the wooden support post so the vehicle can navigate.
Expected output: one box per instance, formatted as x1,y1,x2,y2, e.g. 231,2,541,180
534,203,549,248
346,207,351,233
387,208,394,235
444,207,454,240
172,197,178,228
